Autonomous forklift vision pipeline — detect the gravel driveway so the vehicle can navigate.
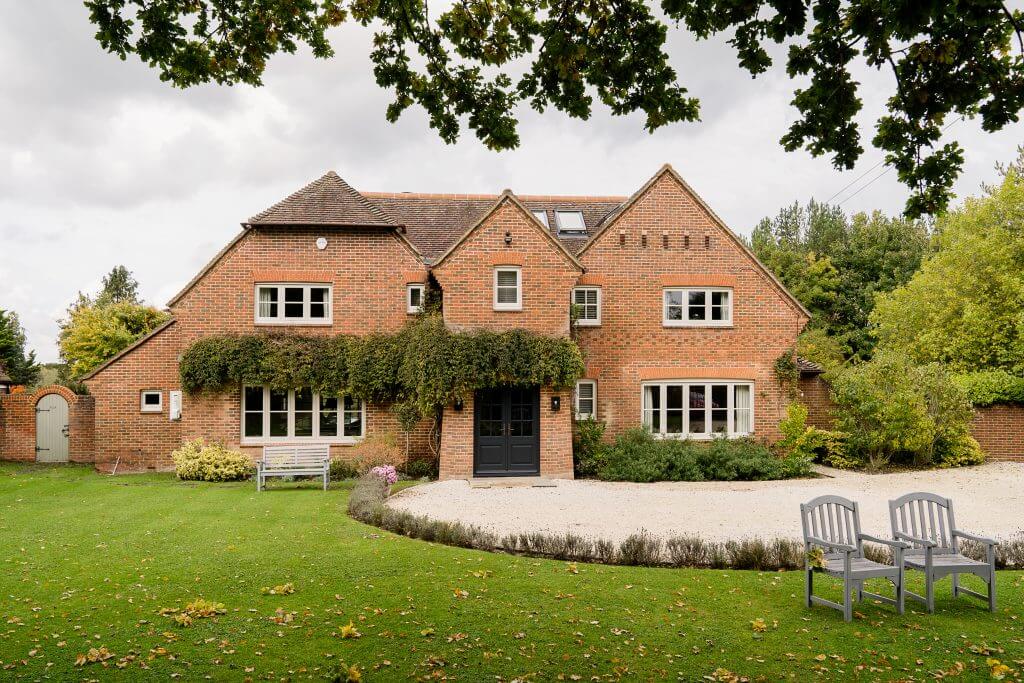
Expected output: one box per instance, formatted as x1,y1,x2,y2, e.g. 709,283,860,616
389,462,1024,543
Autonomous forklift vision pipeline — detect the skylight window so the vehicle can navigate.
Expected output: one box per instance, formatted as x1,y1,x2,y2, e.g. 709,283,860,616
531,210,549,227
555,210,587,235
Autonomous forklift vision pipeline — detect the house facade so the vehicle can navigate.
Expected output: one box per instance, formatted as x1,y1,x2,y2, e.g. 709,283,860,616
82,165,810,478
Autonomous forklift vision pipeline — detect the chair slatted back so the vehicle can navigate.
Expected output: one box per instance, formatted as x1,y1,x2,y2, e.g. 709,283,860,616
263,445,330,468
800,495,862,556
888,492,956,553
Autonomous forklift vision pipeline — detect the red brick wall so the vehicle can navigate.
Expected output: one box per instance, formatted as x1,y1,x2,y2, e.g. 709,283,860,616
432,199,582,336
85,227,433,469
576,172,808,443
798,376,834,429
970,405,1024,462
0,386,95,463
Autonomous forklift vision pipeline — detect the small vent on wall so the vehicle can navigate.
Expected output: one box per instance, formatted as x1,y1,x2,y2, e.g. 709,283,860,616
641,231,647,247
684,234,690,249
705,235,711,249
662,232,669,249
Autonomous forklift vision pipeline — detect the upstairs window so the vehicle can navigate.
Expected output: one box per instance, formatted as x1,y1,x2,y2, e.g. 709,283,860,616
493,267,522,311
572,287,601,326
531,210,549,227
663,288,731,327
555,210,587,235
256,284,332,324
407,284,425,314
575,380,597,419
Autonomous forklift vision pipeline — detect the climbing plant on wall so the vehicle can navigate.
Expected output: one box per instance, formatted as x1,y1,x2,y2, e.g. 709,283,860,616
178,316,584,418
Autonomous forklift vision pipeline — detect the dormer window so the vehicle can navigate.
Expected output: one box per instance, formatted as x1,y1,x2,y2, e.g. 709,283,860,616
531,210,549,227
555,210,587,235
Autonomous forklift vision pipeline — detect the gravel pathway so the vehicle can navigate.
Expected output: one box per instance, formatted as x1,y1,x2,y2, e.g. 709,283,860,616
388,463,1024,543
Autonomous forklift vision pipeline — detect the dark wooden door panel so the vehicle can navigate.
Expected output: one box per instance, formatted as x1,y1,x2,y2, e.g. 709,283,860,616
473,387,539,476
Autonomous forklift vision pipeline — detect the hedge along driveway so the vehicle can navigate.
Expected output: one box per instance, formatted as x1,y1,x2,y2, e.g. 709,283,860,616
389,462,1024,544
1,464,1023,681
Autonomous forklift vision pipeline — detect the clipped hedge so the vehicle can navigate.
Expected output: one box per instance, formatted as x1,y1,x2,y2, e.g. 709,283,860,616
952,370,1024,407
179,316,583,417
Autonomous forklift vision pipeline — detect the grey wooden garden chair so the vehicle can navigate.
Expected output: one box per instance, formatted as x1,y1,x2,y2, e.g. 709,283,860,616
888,492,998,613
801,495,910,622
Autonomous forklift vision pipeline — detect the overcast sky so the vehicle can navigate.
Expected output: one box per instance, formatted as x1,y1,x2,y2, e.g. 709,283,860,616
3,2,1023,363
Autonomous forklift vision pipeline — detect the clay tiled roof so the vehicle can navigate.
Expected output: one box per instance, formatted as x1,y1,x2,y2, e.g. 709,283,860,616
248,171,395,227
365,192,625,260
797,357,825,376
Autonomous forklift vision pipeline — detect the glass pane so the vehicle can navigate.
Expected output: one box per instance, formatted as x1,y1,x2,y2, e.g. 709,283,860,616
284,303,304,318
244,387,263,411
497,286,518,304
531,210,549,227
310,287,328,303
688,291,706,320
143,392,160,406
320,396,338,412
310,303,326,318
711,410,729,433
711,385,728,409
258,287,277,318
319,411,338,437
666,385,683,410
666,410,684,434
294,388,312,411
578,398,594,416
665,290,683,307
269,389,289,412
711,291,729,321
666,305,683,321
409,287,422,307
577,382,594,400
734,385,752,433
285,287,304,302
734,385,751,409
294,412,313,437
556,210,587,232
269,412,288,437
585,290,598,305
244,412,263,437
642,386,660,432
284,287,304,318
343,397,363,437
497,270,518,287
689,385,706,433
735,409,752,434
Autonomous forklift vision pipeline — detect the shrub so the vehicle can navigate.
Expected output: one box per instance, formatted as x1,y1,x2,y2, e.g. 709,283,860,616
828,351,979,469
370,464,399,486
596,429,810,482
329,458,358,481
171,439,254,482
400,457,438,480
347,473,387,523
572,417,606,477
952,370,1024,407
617,531,662,566
776,401,848,469
936,433,986,468
349,433,405,473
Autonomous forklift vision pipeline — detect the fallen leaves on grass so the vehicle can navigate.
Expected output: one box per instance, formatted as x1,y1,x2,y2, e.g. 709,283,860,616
158,598,226,627
74,646,114,666
750,618,766,633
261,582,295,596
339,621,361,639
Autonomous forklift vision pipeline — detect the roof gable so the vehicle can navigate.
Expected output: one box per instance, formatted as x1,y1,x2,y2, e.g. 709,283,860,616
248,171,395,227
578,164,811,319
430,191,584,272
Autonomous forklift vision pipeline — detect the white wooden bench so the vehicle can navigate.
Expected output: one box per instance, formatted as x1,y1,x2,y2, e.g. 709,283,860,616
257,445,331,491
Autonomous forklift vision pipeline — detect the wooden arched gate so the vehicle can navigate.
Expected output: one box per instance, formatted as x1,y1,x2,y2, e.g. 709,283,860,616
35,393,69,463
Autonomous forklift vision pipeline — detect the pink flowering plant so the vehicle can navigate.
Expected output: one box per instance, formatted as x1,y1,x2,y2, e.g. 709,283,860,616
369,464,399,487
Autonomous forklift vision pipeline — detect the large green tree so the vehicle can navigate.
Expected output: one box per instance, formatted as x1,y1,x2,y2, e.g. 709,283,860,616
85,0,1024,217
751,201,930,361
871,167,1024,374
0,309,41,386
58,267,170,379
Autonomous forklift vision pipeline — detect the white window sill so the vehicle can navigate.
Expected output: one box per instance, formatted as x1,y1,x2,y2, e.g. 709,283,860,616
662,321,733,329
241,436,363,447
651,432,752,440
493,306,523,312
575,320,601,327
254,320,333,327
140,408,163,414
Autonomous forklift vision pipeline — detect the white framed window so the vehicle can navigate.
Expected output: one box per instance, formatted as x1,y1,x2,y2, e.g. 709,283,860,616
663,288,731,327
493,267,522,311
255,284,332,325
531,209,549,227
140,390,162,413
575,380,597,419
641,381,752,438
407,284,425,314
572,287,601,326
242,386,364,444
555,210,587,235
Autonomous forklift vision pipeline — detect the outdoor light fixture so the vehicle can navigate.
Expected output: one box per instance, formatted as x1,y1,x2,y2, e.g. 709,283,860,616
453,398,464,411
550,395,561,411
504,231,513,245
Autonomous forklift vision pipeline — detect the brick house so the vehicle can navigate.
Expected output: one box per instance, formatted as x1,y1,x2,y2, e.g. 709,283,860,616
82,164,811,478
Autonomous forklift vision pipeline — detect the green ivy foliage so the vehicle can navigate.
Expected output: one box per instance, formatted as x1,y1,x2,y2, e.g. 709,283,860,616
179,316,583,417
952,371,1024,407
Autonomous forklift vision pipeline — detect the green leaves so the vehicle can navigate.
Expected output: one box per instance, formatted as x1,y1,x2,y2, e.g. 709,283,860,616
178,315,584,415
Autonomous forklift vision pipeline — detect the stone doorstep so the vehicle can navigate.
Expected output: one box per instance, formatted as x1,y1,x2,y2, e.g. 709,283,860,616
468,477,557,489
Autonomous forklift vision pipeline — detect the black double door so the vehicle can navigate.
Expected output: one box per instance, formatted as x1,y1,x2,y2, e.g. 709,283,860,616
473,386,540,476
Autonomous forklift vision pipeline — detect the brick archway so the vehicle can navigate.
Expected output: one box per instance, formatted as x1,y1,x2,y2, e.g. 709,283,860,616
0,386,95,463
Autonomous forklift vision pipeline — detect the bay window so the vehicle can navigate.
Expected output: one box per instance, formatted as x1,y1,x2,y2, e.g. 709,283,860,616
243,386,364,443
642,381,752,437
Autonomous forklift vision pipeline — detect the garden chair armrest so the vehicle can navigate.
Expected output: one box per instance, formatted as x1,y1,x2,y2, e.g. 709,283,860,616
894,531,936,547
805,536,856,553
952,529,997,546
858,533,910,549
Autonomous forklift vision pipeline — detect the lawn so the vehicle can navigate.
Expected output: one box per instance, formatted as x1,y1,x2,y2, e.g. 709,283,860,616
0,465,1021,681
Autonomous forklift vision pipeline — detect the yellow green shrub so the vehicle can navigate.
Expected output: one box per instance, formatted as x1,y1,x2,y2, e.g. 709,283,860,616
172,439,254,482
